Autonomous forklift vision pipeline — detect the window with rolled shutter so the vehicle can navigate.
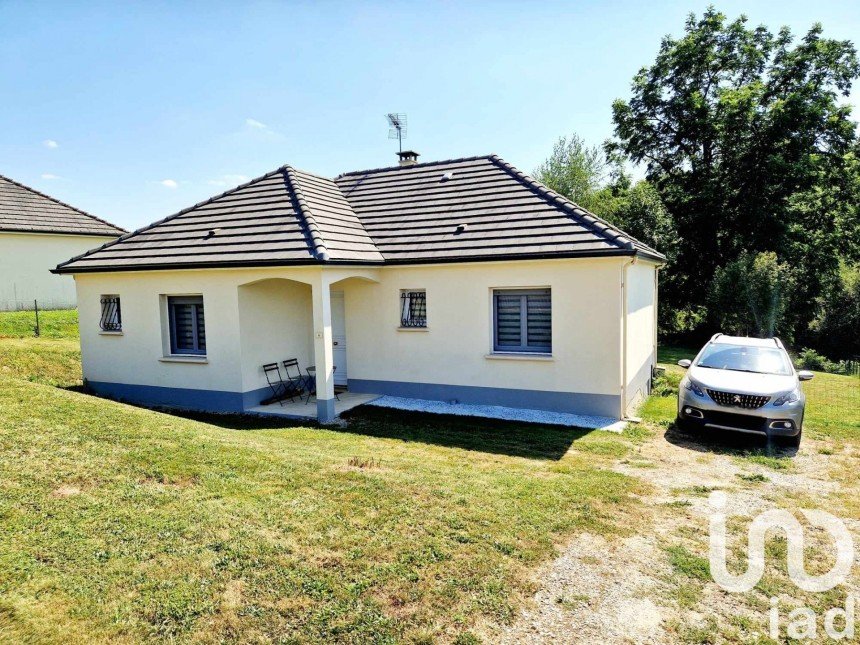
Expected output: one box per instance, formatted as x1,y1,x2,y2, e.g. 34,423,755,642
493,289,551,353
168,296,206,355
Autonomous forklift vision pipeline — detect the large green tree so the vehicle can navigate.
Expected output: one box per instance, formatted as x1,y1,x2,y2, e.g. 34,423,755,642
608,8,860,342
534,134,607,213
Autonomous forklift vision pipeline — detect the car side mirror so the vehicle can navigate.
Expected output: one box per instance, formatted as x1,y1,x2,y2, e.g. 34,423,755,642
798,370,814,381
678,359,692,369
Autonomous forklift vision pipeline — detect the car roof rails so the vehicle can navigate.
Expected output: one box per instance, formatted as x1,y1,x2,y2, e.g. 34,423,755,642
773,337,785,349
710,332,723,342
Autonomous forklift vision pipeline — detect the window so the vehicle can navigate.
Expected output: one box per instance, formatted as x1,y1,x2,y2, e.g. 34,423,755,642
400,290,427,328
168,296,206,355
99,295,121,331
493,289,551,353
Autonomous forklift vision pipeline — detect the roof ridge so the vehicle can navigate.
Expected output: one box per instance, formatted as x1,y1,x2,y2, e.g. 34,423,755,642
487,155,637,252
283,165,330,261
0,173,126,234
53,166,291,272
335,154,494,180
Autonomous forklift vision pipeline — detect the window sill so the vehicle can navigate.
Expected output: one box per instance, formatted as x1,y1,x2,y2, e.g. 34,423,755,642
485,352,554,362
397,326,429,332
99,330,123,336
159,355,209,364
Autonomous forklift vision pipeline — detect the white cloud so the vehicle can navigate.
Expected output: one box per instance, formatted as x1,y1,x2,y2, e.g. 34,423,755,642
160,179,178,189
41,173,60,180
245,118,267,129
43,139,59,149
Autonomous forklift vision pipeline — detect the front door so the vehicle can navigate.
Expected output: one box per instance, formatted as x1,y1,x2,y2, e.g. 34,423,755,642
331,291,347,386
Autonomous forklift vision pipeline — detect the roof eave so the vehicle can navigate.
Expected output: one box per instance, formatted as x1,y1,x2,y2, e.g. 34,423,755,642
52,248,655,274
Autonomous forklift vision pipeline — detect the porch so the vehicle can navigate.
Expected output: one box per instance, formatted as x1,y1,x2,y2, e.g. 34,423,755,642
237,268,379,423
247,391,382,420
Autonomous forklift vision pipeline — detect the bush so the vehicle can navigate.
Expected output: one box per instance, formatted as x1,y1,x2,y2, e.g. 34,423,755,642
794,348,851,375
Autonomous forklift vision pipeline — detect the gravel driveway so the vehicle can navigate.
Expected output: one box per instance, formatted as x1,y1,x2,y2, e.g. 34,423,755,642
484,425,856,643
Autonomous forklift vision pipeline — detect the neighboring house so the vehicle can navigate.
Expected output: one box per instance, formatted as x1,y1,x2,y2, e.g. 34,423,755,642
0,175,125,310
54,153,665,422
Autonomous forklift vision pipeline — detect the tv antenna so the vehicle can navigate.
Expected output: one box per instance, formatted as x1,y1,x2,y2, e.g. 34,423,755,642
386,113,407,152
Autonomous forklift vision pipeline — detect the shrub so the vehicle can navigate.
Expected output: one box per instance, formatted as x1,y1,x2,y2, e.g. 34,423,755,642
795,348,851,374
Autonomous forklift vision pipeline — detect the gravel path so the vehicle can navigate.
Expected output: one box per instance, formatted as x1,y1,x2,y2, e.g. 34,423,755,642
368,395,627,431
485,425,849,644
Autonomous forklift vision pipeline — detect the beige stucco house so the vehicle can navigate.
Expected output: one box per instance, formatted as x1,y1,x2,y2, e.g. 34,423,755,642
0,175,124,310
55,153,664,423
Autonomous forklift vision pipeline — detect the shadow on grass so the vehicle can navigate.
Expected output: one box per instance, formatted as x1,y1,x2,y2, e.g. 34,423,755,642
664,421,799,459
339,405,587,461
59,385,586,460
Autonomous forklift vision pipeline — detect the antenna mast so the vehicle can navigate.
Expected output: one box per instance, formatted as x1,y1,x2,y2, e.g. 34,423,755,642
386,113,407,152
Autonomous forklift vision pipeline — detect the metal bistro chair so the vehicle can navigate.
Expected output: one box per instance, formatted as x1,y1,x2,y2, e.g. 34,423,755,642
282,358,308,399
262,363,289,406
262,361,305,406
304,365,340,404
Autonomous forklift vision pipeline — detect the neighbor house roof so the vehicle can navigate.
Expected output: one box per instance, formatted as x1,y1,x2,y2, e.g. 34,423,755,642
0,174,125,237
54,155,664,273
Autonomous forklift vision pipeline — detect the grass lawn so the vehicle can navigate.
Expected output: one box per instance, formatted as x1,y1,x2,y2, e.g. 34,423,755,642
0,313,647,643
0,308,78,340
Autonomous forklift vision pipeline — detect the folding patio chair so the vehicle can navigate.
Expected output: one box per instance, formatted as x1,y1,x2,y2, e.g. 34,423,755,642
262,363,289,406
282,358,308,400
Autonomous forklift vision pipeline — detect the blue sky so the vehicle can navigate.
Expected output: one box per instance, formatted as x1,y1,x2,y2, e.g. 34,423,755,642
1,0,859,231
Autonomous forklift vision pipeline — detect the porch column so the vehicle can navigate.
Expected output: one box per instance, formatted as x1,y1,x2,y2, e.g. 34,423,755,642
311,275,336,422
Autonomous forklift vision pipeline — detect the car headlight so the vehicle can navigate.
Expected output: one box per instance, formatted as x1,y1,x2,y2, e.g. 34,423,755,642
773,388,800,406
683,377,706,398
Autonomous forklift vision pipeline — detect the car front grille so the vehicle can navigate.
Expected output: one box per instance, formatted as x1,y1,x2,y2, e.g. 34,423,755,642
706,389,770,409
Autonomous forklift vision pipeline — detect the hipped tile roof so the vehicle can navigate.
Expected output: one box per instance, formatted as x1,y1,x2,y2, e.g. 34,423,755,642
0,174,125,237
55,155,664,273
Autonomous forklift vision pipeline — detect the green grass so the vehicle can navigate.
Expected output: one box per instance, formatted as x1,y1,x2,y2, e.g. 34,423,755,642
0,309,79,339
0,325,645,643
665,545,710,581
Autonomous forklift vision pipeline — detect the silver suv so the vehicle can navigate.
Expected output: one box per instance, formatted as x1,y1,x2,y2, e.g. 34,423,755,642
676,334,813,447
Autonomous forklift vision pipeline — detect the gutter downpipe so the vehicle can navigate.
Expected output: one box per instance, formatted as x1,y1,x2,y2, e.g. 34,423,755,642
620,255,637,420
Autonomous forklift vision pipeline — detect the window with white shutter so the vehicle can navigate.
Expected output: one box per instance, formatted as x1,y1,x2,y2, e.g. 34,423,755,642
168,296,206,355
492,289,551,353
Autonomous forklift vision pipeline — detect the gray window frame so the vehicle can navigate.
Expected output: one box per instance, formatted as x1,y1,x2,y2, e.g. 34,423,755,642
167,296,206,355
492,288,552,354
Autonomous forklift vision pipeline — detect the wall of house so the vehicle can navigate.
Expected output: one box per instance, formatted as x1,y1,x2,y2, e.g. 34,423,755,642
0,232,116,310
624,260,658,415
342,257,626,418
72,257,652,419
238,278,313,398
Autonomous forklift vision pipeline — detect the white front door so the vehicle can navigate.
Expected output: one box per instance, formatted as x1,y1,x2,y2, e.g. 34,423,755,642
331,291,347,386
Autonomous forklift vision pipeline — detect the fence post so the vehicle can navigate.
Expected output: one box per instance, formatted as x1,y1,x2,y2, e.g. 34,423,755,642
34,299,40,337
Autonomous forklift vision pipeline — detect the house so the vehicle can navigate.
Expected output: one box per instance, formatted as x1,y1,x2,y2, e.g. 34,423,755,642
54,152,665,423
0,175,125,310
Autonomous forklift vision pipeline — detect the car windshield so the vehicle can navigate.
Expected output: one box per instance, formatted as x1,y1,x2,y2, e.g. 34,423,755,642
695,343,793,376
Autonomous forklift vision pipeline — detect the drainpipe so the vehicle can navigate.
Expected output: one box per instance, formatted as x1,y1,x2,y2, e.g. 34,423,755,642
620,256,637,420
653,266,660,390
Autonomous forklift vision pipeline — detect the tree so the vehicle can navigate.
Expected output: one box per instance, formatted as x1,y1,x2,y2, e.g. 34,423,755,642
534,134,607,212
810,262,860,359
607,8,860,340
711,252,794,338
